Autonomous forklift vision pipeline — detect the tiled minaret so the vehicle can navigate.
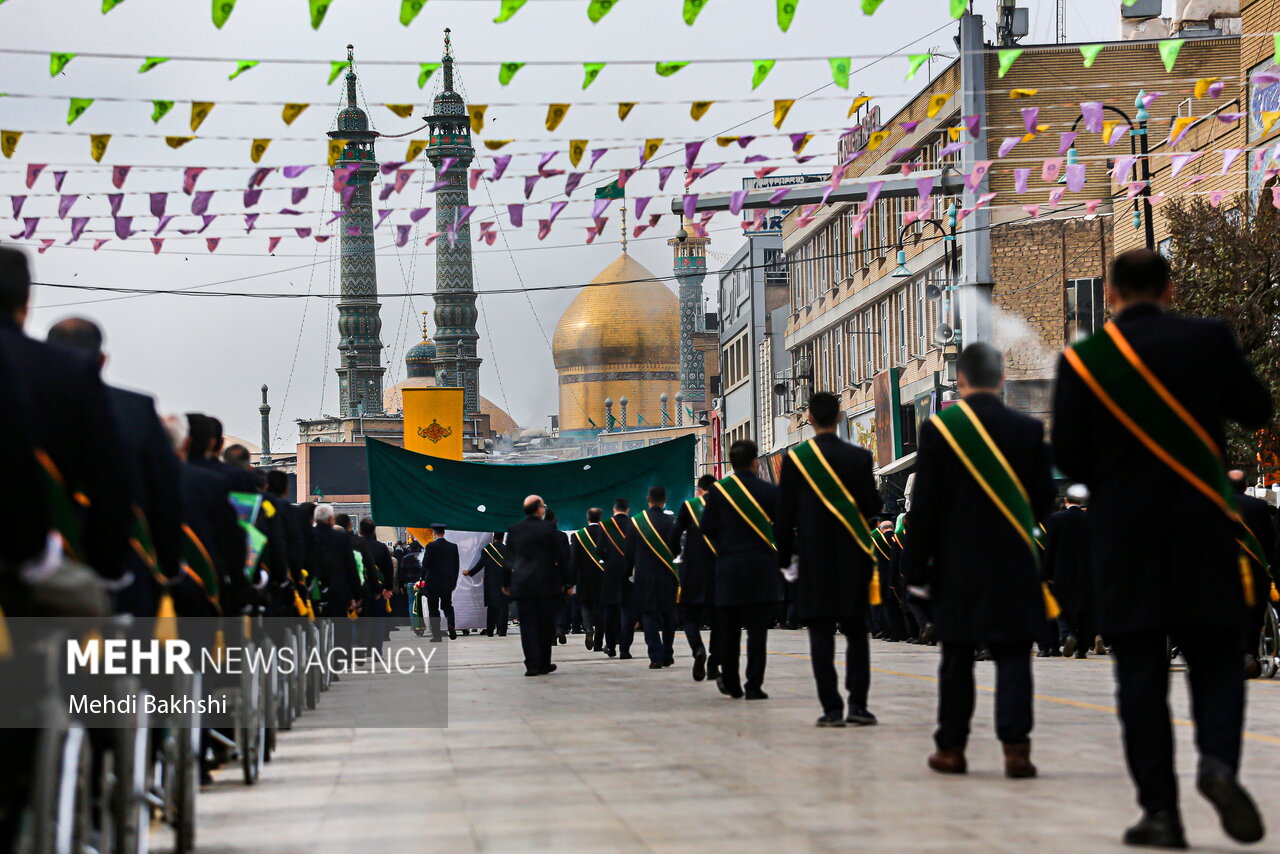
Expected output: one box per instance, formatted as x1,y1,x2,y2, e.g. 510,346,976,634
669,222,710,403
425,29,482,418
327,45,385,417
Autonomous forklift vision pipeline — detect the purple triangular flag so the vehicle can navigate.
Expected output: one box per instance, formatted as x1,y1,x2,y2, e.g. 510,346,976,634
112,165,130,189
1021,106,1040,135
589,148,608,169
1065,164,1086,192
283,165,309,179
395,224,411,247
1058,132,1078,156
508,204,524,228
327,210,344,225
26,164,46,189
295,227,312,238
248,167,272,188
244,213,259,233
1014,168,1030,195
915,176,935,200
68,217,88,244
198,215,217,234
379,184,395,202
729,190,749,216
490,156,512,181
394,169,412,194
376,209,393,229
682,195,699,219
658,166,675,191
52,171,67,192
155,215,174,236
685,141,704,171
183,167,205,195
634,197,651,219
192,190,213,215
291,187,309,205
243,188,262,208
11,196,26,219
108,193,124,216
963,115,981,138
549,201,569,225
524,175,539,199
593,198,614,221
149,192,167,219
57,195,77,219
409,207,432,223
113,216,134,240
565,172,585,197
1080,102,1104,134
737,136,756,148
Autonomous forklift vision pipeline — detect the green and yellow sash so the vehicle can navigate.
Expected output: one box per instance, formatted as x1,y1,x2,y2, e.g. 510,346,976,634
482,542,506,567
684,496,717,555
34,448,84,563
601,515,629,555
574,527,606,572
870,527,893,561
713,474,777,551
930,400,1059,619
180,523,220,607
1064,322,1269,605
631,512,678,579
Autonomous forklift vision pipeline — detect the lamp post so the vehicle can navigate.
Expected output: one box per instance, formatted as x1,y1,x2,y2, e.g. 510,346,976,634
892,207,961,349
1066,96,1155,250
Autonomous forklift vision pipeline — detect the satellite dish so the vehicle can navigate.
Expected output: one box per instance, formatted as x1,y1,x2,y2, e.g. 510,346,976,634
925,284,943,302
773,382,788,397
934,323,955,345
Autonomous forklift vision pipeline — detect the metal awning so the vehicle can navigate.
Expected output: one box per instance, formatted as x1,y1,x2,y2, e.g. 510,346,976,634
670,169,966,215
874,451,918,479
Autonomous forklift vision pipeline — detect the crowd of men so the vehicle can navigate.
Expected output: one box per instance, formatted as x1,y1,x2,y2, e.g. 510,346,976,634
2,242,1277,851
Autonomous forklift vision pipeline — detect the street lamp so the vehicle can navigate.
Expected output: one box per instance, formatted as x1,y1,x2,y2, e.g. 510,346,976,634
1066,98,1155,250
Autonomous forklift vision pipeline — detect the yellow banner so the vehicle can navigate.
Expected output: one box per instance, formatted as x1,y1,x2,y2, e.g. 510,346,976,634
403,386,464,461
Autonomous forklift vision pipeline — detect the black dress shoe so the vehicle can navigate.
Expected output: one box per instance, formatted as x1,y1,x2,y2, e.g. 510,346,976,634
692,651,707,682
541,664,558,674
1123,810,1187,849
584,630,595,650
557,632,567,645
524,669,541,677
707,660,720,680
716,676,744,698
816,712,846,728
619,650,633,660
449,629,457,640
1036,649,1052,658
663,658,674,667
604,646,616,658
846,708,878,726
1197,759,1265,843
1062,634,1079,658
648,661,663,669
744,689,769,700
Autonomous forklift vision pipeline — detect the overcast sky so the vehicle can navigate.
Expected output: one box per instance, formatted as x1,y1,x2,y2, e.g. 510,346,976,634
5,0,1139,443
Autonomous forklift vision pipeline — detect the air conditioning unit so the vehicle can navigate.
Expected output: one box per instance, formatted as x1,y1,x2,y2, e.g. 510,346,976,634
1121,0,1161,17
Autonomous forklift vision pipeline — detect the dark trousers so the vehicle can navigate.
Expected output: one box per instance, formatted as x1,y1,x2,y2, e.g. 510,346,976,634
680,603,715,662
717,602,773,692
905,595,931,637
486,601,509,636
641,609,676,664
601,602,622,650
580,604,602,649
619,602,639,654
515,596,560,674
1065,609,1094,648
357,611,385,653
426,591,455,638
1110,627,1244,815
807,617,869,715
935,641,1032,750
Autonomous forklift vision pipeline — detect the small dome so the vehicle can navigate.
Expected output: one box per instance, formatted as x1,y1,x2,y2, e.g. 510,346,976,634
552,254,679,370
405,337,437,379
337,105,369,132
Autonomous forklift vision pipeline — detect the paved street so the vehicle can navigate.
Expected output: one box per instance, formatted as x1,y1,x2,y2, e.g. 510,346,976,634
167,629,1280,854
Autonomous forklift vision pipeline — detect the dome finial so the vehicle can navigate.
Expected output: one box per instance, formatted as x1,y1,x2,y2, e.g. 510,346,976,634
420,310,430,340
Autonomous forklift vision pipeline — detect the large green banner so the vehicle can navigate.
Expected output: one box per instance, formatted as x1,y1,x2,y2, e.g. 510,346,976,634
366,435,696,531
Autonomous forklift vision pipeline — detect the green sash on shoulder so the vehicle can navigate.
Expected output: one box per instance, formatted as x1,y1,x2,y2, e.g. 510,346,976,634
713,474,777,551
869,527,893,561
574,527,606,572
483,542,506,567
787,439,877,558
601,515,629,554
180,523,220,606
1064,321,1269,604
631,512,678,578
35,448,84,562
684,496,717,555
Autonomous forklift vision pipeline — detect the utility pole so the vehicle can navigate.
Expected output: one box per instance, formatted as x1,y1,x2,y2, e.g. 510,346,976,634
957,11,994,346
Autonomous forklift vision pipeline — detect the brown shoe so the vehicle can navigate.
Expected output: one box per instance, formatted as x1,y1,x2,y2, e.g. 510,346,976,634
928,747,967,774
1003,742,1037,778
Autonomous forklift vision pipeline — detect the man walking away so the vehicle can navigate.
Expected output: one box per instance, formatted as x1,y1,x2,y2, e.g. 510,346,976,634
570,510,608,652
600,498,634,658
904,343,1056,779
505,496,573,676
670,475,719,682
1043,485,1095,659
631,487,679,669
463,532,510,636
423,524,460,642
776,391,882,727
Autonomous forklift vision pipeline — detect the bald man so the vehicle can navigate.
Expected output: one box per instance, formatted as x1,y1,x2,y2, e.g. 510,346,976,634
504,495,574,676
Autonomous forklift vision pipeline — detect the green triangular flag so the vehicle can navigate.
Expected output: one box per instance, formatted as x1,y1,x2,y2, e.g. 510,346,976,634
1158,39,1183,73
329,60,349,85
151,100,174,122
861,0,885,12
906,53,931,81
229,60,259,81
997,48,1023,78
67,97,94,125
102,0,125,11
682,0,708,25
494,0,526,22
586,0,617,23
212,0,237,29
950,0,966,17
829,57,850,89
498,62,524,86
752,59,776,90
776,0,797,31
50,53,76,77
655,61,689,77
400,0,425,25
308,0,331,29
418,62,440,88
582,62,605,90
138,57,169,73
1079,44,1104,68
1274,33,1280,67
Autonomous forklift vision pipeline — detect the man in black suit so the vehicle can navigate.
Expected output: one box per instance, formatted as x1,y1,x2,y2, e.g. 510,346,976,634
570,510,607,652
776,391,883,727
312,504,362,653
358,517,394,652
1043,486,1095,659
504,495,573,676
701,440,781,700
0,248,131,581
463,532,510,636
599,497,634,659
1054,249,1270,848
631,486,679,669
46,317,184,617
423,524,460,642
669,475,719,682
1230,470,1276,679
904,343,1055,779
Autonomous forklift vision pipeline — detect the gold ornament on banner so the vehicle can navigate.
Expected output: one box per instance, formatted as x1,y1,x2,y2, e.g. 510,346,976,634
772,99,794,130
690,101,713,121
405,139,428,161
468,105,487,133
617,102,635,121
282,103,310,125
1,130,21,158
569,139,587,167
90,133,110,162
190,102,214,132
385,104,415,119
546,103,569,132
250,138,271,163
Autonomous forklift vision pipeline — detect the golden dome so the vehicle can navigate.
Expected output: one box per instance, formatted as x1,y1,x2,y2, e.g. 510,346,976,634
552,254,679,370
383,376,520,437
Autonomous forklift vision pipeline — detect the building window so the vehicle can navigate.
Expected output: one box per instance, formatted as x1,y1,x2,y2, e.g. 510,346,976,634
1157,238,1173,258
896,290,908,365
723,332,751,390
877,302,890,371
1066,278,1105,342
763,248,788,286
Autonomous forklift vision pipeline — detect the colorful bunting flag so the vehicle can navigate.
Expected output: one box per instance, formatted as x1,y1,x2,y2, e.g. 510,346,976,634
772,99,794,129
829,57,850,88
568,139,588,167
490,155,512,181
50,53,75,77
1158,40,1182,73
866,130,889,151
400,0,426,25
949,0,966,17
495,0,528,22
582,62,605,89
111,166,130,189
67,98,93,125
546,104,570,131
308,0,331,29
406,140,428,162
183,167,205,194
57,195,77,219
752,60,776,90
1080,101,1103,133
89,134,110,162
468,105,487,133
250,138,271,163
641,138,663,163
418,63,440,88
498,62,524,86
1041,158,1063,182
656,61,689,77
906,53,931,80
228,61,258,81
618,102,635,121
927,93,951,119
1079,44,1104,68
690,101,713,121
997,49,1022,78
282,103,309,125
848,96,872,118
1013,168,1029,195
1169,115,1195,146
385,104,415,119
565,172,584,196
212,0,237,28
139,57,169,73
683,0,708,24
151,100,174,123
329,60,349,85
861,0,885,11
191,101,214,131
776,0,797,31
69,217,88,243
586,0,617,23
0,131,19,159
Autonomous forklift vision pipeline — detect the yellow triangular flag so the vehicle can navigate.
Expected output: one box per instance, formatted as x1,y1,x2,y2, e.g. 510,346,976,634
250,138,271,163
166,136,195,149
1169,116,1197,145
385,104,415,119
1009,88,1038,99
406,140,428,161
847,95,871,118
690,101,713,121
282,103,309,125
569,139,587,167
618,102,635,121
1260,111,1280,136
2,130,23,158
927,93,951,118
1102,119,1121,144
716,136,739,147
90,133,110,162
328,138,344,166
867,130,890,151
772,99,795,130
468,105,487,133
483,139,513,151
1193,77,1219,100
642,138,663,162
190,101,214,132
948,126,962,142
546,103,570,131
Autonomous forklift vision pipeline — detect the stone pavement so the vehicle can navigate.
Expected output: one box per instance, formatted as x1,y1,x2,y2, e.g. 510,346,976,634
165,628,1280,854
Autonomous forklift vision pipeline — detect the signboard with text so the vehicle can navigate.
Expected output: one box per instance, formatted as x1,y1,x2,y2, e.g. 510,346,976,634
741,173,826,234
